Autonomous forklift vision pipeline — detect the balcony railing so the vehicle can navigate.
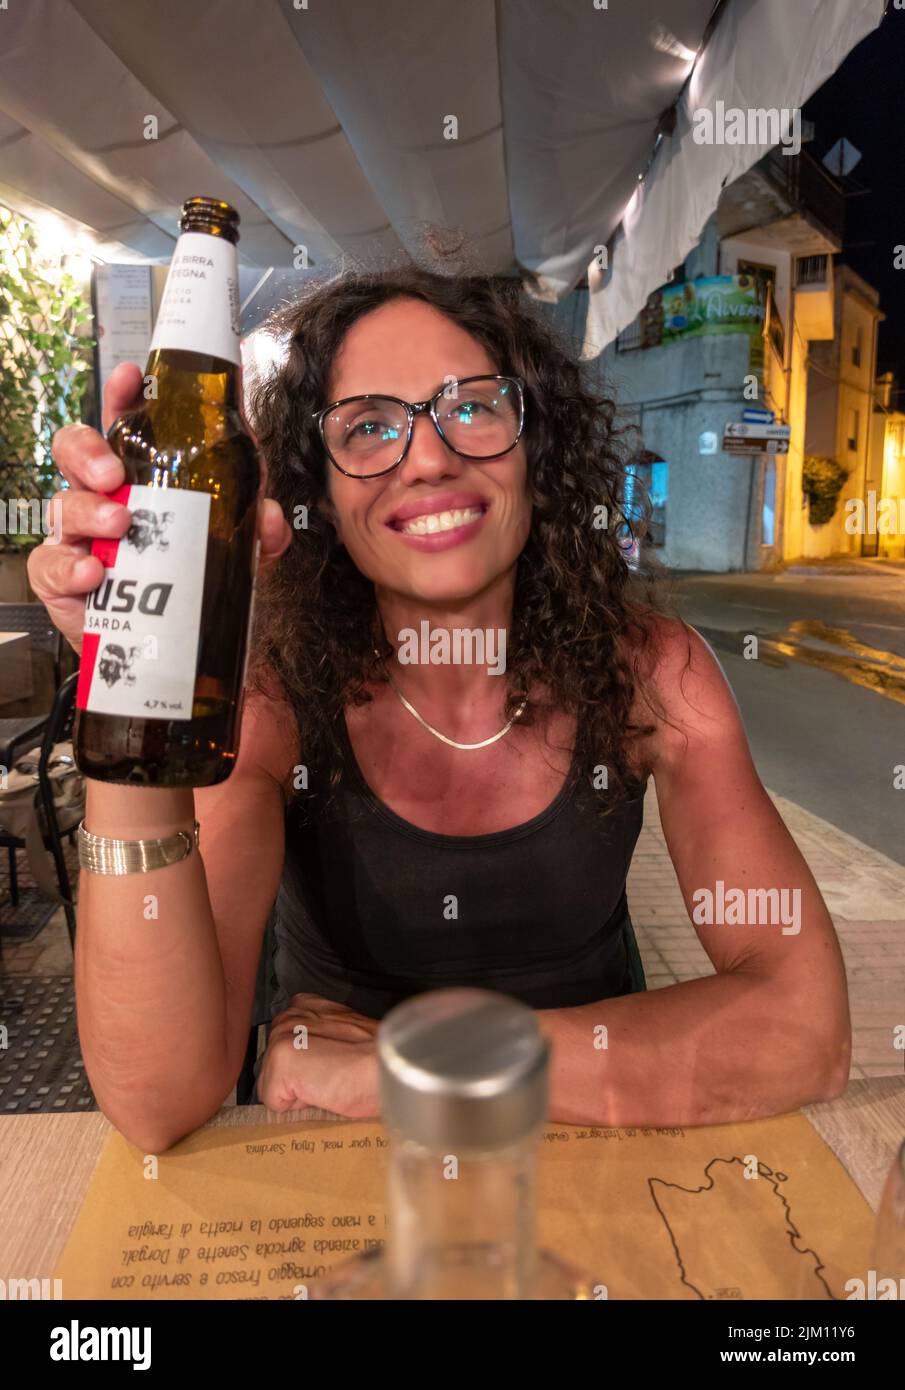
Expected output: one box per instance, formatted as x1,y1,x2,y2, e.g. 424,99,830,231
795,254,829,287
616,316,642,352
762,147,846,246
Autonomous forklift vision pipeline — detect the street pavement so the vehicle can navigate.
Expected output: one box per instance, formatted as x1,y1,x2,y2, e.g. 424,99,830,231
628,560,904,1083
670,564,905,865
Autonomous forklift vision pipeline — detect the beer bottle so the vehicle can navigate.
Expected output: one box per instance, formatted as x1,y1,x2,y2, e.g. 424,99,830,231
74,196,259,786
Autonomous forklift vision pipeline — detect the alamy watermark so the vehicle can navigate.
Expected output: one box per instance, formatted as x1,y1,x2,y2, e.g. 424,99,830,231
0,496,63,544
395,621,506,674
692,103,801,157
0,1276,62,1299
845,1270,905,1299
844,492,905,535
692,881,801,935
49,1320,151,1369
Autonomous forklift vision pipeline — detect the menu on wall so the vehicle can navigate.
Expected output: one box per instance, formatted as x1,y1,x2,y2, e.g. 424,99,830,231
93,263,155,409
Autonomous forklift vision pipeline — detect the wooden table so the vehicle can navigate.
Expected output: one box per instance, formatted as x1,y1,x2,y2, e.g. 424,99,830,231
1,1076,902,1279
0,631,32,707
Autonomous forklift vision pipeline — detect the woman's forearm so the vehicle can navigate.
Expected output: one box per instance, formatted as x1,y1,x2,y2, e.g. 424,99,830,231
536,967,851,1127
76,782,234,1151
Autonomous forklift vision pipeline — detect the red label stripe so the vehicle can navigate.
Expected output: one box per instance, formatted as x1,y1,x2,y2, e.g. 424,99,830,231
76,632,101,712
77,483,133,710
90,482,132,569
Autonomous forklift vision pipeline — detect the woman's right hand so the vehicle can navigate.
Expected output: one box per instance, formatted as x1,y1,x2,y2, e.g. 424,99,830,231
28,360,292,654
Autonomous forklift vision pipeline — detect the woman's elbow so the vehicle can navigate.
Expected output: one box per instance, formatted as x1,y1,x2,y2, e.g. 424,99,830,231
86,1051,239,1153
115,1118,191,1154
96,1082,230,1154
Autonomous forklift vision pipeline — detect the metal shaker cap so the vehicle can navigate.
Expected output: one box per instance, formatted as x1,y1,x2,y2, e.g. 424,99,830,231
377,988,549,1152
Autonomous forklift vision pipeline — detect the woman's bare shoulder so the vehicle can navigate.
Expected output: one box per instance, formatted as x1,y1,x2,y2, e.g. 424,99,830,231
624,612,744,768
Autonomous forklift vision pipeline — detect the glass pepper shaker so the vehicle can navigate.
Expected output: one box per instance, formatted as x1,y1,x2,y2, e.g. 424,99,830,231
310,988,595,1300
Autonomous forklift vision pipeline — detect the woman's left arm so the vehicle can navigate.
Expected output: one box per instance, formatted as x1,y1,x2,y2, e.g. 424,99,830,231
537,622,852,1127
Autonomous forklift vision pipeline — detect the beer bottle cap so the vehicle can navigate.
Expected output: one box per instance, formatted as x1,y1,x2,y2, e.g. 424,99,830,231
179,196,241,243
377,988,549,1152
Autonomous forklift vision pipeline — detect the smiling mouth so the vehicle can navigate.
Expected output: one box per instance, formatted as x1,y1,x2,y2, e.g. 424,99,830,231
391,504,487,537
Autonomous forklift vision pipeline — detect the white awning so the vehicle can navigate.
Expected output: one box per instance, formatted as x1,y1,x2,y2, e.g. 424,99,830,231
0,0,884,334
583,0,884,351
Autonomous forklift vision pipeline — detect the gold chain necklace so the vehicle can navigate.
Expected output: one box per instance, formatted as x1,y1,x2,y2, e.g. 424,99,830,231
374,649,527,751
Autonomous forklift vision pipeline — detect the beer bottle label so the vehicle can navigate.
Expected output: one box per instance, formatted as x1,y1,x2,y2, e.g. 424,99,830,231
148,231,240,365
76,485,211,720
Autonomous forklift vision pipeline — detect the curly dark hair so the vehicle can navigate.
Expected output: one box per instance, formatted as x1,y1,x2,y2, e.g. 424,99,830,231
247,261,674,818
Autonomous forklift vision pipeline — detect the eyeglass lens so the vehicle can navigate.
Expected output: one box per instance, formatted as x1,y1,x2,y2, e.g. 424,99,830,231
322,378,520,475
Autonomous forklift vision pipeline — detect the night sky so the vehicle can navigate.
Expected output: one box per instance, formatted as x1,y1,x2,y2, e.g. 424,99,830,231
803,3,905,390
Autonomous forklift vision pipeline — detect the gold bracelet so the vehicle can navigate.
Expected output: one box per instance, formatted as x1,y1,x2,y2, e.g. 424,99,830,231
77,820,200,875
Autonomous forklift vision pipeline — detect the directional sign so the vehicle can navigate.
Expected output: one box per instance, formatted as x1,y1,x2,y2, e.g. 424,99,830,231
723,416,790,455
723,436,789,455
742,408,775,425
726,443,789,455
724,422,790,440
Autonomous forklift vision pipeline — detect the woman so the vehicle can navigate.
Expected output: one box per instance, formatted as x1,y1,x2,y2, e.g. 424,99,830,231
30,265,850,1152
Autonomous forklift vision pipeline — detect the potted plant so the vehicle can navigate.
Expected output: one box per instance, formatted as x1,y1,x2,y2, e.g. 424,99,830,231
0,203,94,597
802,454,849,526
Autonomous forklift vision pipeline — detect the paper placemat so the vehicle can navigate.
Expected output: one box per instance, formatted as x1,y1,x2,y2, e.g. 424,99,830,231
54,1111,874,1299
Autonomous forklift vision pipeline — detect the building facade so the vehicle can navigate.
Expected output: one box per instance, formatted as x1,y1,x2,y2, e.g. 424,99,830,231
798,264,883,559
586,146,884,572
866,372,905,560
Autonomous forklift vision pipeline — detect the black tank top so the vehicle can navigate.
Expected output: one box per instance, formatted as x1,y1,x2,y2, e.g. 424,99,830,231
271,714,647,1019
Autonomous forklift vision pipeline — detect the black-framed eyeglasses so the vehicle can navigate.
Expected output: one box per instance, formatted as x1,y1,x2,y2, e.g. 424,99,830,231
312,375,526,478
